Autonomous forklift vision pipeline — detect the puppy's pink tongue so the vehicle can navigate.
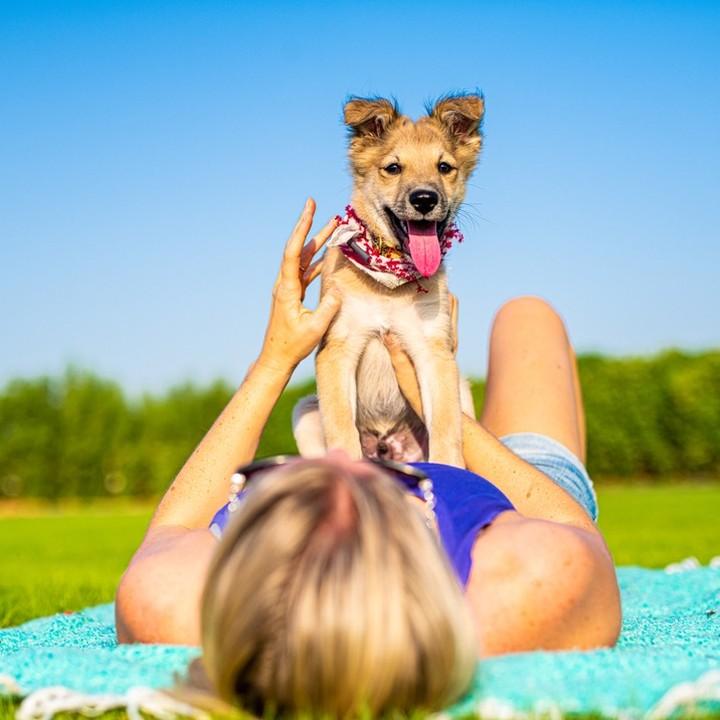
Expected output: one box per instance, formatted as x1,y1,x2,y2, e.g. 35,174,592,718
406,221,441,277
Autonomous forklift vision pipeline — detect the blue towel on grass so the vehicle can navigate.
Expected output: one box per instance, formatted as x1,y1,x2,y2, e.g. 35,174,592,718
1,567,719,717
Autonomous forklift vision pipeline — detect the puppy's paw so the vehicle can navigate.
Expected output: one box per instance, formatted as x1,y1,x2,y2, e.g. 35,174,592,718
292,395,327,457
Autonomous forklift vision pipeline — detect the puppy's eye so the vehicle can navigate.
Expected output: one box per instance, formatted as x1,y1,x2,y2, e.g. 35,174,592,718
384,163,402,175
438,162,454,175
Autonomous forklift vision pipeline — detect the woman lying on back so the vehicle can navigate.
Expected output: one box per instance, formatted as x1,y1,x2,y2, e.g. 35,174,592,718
116,200,621,717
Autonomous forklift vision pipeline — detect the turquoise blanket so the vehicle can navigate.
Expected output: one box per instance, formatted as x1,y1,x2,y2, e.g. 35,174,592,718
1,567,719,717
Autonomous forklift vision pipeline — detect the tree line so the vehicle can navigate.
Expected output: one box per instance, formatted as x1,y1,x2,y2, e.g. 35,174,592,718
0,350,718,498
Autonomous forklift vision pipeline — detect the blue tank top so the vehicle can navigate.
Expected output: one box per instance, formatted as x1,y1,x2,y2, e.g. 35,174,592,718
209,463,515,587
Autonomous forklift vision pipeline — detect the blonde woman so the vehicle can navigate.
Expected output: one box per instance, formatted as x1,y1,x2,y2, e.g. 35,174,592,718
116,199,621,716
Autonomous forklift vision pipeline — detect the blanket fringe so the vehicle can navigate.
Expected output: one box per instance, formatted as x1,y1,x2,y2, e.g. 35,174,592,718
16,686,209,720
665,555,720,573
438,670,720,720
665,556,702,573
8,672,720,720
648,669,720,719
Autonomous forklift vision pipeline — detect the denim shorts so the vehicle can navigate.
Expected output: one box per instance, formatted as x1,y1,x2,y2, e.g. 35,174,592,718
500,432,598,520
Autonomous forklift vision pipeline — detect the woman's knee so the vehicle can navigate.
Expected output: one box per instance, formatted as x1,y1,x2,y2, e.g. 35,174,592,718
492,296,568,340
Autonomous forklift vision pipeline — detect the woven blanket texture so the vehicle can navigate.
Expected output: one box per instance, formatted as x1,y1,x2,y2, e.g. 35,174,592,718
1,566,719,717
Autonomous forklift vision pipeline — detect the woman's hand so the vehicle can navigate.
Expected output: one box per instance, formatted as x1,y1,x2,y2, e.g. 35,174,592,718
383,293,460,418
148,200,338,533
258,198,341,374
383,333,424,418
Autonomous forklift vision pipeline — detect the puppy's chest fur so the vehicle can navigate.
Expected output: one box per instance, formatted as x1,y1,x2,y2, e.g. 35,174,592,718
324,249,450,345
320,250,451,462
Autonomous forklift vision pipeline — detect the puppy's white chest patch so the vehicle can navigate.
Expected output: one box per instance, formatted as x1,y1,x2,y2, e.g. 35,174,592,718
335,286,446,342
340,292,393,332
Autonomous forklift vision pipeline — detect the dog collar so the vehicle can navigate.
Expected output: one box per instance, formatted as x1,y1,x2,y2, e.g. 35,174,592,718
327,205,463,291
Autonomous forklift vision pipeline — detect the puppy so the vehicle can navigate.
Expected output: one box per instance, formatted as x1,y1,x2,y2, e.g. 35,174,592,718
294,94,484,465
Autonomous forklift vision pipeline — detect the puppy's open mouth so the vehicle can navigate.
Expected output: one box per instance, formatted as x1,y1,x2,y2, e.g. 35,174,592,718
384,208,448,278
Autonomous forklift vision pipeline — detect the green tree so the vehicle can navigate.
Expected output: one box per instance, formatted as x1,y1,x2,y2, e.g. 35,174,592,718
1,351,719,498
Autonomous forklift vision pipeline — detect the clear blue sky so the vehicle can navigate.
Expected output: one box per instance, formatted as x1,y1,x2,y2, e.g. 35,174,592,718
2,1,718,394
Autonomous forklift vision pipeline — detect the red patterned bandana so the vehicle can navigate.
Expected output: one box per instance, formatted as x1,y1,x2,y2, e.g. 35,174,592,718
328,205,463,291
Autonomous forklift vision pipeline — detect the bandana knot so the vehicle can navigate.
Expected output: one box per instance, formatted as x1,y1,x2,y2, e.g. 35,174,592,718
328,205,463,291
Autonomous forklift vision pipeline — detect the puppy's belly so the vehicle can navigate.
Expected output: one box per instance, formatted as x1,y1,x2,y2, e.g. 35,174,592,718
322,274,448,463
355,338,427,463
356,339,405,420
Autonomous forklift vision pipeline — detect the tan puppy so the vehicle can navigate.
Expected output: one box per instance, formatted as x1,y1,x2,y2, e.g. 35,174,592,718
294,94,484,465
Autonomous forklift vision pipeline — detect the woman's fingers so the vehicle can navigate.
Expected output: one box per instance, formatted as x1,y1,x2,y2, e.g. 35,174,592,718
262,201,343,370
277,201,338,299
308,289,341,333
278,198,316,289
300,216,337,273
450,292,459,355
383,333,424,418
298,258,324,301
301,258,324,294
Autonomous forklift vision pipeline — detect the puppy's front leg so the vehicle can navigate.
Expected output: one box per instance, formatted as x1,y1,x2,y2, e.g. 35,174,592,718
403,337,464,467
315,334,367,459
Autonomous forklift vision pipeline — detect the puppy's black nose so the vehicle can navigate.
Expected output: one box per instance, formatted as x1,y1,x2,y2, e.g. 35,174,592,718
409,189,439,215
377,441,389,456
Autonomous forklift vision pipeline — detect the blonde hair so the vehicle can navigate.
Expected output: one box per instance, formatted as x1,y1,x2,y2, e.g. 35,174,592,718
196,460,476,717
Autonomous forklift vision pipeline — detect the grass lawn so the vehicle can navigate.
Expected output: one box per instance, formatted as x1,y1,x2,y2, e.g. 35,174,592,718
0,484,718,717
596,483,720,566
0,500,152,628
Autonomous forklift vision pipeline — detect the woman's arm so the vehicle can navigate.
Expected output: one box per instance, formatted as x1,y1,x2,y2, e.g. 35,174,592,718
150,362,296,529
116,199,340,643
383,335,596,532
459,418,596,531
150,199,340,530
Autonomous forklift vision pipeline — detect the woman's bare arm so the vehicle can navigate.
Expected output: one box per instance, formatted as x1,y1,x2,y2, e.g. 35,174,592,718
116,200,341,643
383,335,596,532
150,362,296,529
148,199,340,531
458,418,596,531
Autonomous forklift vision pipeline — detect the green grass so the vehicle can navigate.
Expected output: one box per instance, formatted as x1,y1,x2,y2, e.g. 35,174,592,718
597,484,720,567
0,485,718,718
0,502,152,628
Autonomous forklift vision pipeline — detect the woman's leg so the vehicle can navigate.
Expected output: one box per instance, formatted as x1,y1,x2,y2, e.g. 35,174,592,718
481,296,586,461
469,299,620,651
570,346,587,461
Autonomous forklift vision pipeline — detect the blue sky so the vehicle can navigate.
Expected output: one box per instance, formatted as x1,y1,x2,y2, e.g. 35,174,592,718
1,1,719,393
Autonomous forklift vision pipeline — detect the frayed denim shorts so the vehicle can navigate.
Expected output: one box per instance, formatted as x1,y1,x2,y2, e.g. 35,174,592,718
500,432,598,520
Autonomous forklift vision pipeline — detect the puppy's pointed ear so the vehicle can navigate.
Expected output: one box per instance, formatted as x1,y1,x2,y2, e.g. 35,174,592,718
430,94,485,145
344,97,399,139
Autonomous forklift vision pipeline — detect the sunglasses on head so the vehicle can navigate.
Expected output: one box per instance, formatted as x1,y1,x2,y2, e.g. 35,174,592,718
227,454,437,528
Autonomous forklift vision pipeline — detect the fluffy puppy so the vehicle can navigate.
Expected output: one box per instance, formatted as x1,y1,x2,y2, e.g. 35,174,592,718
294,94,484,464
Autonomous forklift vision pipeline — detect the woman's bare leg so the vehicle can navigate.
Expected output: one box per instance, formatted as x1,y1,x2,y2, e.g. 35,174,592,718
481,296,586,461
469,298,620,652
570,347,587,461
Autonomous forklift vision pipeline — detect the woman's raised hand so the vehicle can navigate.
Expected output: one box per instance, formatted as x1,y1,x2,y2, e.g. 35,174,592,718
383,292,460,418
258,198,341,374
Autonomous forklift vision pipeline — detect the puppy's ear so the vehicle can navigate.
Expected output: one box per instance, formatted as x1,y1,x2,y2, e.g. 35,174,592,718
430,93,484,145
344,97,399,139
